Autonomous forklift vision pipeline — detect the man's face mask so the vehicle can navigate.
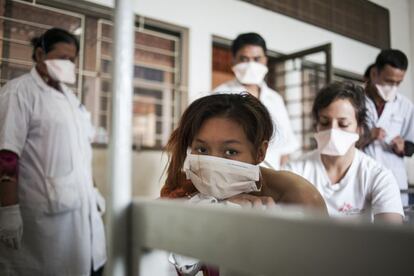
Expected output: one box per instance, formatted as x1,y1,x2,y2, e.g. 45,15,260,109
314,128,359,156
183,152,261,200
375,84,398,102
232,61,268,85
44,59,76,84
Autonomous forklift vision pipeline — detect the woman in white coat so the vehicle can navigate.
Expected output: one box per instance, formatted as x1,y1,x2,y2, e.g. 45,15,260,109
283,82,404,223
0,28,106,275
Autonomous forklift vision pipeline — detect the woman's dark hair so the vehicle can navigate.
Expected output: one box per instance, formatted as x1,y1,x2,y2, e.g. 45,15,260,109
161,93,274,197
31,28,79,61
312,81,369,146
375,49,408,72
231,32,267,57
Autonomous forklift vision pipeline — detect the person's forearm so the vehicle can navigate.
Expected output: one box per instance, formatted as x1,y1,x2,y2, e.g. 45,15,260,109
0,150,19,206
374,213,403,224
0,176,18,206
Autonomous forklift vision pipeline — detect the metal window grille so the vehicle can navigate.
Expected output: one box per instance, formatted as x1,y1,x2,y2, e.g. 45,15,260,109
0,0,185,150
95,20,182,149
0,0,84,95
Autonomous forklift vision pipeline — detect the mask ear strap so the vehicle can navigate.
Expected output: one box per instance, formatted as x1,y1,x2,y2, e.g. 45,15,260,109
182,148,192,175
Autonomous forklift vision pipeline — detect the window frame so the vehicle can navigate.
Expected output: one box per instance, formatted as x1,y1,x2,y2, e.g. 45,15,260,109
0,0,189,151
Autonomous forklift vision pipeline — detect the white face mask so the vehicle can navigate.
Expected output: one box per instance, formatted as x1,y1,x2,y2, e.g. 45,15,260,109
314,128,359,156
375,84,398,102
183,152,261,200
232,61,268,85
44,59,76,84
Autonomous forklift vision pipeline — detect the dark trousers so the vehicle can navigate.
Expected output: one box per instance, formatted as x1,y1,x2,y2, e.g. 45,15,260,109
91,266,104,276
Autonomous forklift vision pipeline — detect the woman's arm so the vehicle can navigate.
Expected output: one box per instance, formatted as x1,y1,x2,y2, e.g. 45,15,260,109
0,150,19,206
374,213,403,224
259,167,328,215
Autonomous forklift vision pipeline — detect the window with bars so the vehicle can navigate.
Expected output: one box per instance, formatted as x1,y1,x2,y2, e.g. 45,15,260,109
94,20,182,149
274,60,328,152
0,0,84,93
0,0,185,150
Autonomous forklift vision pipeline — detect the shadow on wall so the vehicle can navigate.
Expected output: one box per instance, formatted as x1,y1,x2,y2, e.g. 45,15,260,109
92,147,168,199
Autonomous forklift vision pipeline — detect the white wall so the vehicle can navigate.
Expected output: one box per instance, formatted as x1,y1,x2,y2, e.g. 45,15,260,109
370,0,413,100
93,148,168,198
131,0,380,98
89,0,414,99
87,0,414,193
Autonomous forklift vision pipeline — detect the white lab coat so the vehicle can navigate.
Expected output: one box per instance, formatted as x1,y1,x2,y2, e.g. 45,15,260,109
214,79,299,169
364,94,414,205
283,149,404,219
0,68,106,275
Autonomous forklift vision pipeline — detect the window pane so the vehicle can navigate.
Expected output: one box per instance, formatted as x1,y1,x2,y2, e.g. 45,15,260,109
96,21,182,148
0,1,184,150
136,32,175,52
134,65,164,82
0,0,82,88
135,48,175,68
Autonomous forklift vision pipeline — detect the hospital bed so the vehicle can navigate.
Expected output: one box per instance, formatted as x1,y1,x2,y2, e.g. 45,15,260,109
131,199,414,276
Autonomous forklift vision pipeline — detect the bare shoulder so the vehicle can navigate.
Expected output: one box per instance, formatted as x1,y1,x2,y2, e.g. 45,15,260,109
260,167,312,191
260,167,328,214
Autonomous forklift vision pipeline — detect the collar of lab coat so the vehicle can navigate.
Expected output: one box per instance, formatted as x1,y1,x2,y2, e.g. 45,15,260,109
365,93,401,127
30,67,71,97
233,78,270,101
233,78,268,90
365,90,400,107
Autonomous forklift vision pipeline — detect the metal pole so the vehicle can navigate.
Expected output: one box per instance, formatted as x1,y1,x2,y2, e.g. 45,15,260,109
325,43,333,84
106,0,134,275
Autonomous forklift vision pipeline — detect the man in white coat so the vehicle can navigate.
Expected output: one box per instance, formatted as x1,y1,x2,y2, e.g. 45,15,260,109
214,33,299,169
0,28,106,275
363,49,414,206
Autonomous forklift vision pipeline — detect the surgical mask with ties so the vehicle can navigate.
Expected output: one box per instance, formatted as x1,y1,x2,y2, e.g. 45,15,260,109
44,59,76,84
375,84,398,102
314,128,359,156
232,61,268,85
183,151,261,200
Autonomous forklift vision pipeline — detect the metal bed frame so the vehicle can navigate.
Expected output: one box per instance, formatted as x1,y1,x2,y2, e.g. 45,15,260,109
131,199,414,276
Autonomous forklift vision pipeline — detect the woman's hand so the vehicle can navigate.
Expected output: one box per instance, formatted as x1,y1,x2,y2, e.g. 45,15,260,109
390,136,405,157
227,193,276,209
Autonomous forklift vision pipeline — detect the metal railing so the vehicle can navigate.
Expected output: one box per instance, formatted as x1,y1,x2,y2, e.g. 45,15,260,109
131,199,414,276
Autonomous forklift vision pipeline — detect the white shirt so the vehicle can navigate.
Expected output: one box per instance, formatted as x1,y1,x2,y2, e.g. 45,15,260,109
283,149,404,219
214,79,299,169
0,68,106,275
364,94,414,196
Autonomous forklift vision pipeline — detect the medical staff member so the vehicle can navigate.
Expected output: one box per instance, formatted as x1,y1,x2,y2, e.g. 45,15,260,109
0,28,106,275
362,49,414,206
284,82,404,223
213,32,299,169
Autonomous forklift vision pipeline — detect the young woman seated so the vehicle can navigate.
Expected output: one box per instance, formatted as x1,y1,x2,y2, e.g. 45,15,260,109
160,93,327,213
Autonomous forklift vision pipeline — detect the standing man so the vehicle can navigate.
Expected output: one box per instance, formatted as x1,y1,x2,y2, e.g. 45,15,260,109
214,33,299,169
0,28,106,275
363,49,414,206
